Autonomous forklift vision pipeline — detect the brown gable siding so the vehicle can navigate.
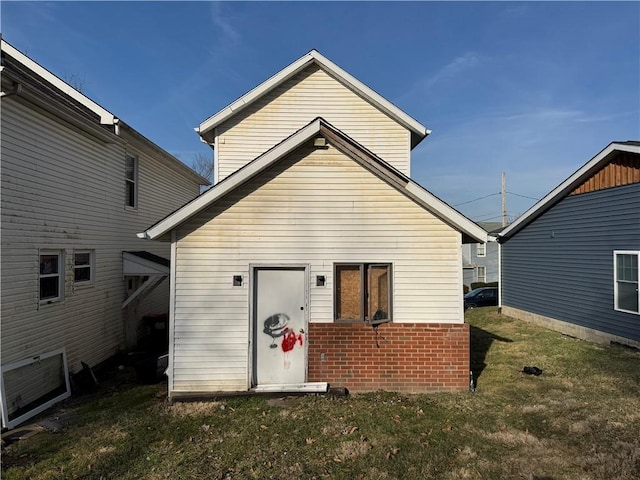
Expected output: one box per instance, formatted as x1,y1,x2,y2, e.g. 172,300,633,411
571,152,640,195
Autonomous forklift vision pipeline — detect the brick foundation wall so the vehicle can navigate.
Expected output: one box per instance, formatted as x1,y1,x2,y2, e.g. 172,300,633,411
307,322,470,393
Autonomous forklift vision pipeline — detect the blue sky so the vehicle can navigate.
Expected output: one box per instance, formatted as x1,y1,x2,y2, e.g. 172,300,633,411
3,1,639,222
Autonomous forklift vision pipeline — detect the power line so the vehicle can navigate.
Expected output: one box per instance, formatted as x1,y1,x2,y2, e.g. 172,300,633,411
506,191,540,201
453,192,500,207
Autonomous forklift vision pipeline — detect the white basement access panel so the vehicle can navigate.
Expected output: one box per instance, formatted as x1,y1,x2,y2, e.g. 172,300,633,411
1,348,71,429
252,266,327,393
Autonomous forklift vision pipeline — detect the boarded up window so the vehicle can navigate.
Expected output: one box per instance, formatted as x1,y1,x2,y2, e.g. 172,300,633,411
335,264,391,323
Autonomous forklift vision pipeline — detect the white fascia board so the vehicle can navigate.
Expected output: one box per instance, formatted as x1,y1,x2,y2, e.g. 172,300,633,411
310,50,430,138
140,119,323,240
197,50,429,140
197,52,316,136
1,39,116,125
499,142,640,239
404,182,488,243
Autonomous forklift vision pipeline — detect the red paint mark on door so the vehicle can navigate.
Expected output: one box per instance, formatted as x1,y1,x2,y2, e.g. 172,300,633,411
281,328,304,353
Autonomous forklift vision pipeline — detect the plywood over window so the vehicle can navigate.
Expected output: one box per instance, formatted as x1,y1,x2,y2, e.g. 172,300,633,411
571,152,640,195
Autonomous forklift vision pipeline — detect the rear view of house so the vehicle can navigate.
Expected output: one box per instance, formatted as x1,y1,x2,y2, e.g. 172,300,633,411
499,142,640,348
140,50,486,397
0,39,208,428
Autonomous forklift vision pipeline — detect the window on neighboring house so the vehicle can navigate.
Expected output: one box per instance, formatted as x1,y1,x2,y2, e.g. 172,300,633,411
614,251,639,314
39,251,63,303
477,266,486,283
335,263,392,323
74,250,94,285
125,154,138,209
477,243,486,257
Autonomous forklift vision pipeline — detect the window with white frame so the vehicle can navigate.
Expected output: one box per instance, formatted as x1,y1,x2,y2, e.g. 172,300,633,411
477,266,486,283
335,263,392,323
477,243,486,257
39,251,63,303
614,251,639,314
125,154,138,208
74,250,94,285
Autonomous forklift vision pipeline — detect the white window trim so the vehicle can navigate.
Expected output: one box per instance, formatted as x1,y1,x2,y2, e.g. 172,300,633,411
477,265,486,283
477,243,486,257
614,250,640,315
74,249,95,286
125,154,138,210
0,348,71,429
39,250,64,305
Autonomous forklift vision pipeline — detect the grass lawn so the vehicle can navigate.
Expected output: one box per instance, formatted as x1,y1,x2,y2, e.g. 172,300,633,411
2,308,639,479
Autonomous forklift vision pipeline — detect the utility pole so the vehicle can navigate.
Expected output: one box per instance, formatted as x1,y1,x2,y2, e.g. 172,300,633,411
501,172,507,227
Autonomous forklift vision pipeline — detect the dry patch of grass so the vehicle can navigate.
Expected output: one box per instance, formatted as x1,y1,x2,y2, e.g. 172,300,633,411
2,307,639,480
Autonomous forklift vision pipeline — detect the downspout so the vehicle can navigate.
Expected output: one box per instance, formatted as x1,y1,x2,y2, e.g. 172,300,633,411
113,117,120,136
497,239,502,314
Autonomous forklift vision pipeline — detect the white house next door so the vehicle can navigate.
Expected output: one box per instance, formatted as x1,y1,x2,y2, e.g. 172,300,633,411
253,267,307,386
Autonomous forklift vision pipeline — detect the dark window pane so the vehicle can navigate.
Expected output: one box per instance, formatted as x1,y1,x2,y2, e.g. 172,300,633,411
126,182,135,207
617,281,639,312
40,255,58,275
336,265,361,320
125,157,136,180
75,253,90,266
74,266,91,282
40,277,59,300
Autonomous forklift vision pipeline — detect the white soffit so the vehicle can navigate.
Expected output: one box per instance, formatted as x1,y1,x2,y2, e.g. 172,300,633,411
1,39,116,125
499,142,640,239
196,50,430,142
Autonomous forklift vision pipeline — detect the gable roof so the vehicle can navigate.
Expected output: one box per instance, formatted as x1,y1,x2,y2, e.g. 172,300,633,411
196,50,431,149
499,141,640,239
140,118,486,243
1,38,116,125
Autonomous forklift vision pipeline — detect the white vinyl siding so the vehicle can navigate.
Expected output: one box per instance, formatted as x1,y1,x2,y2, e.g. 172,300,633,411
1,97,201,379
215,64,411,182
171,144,462,393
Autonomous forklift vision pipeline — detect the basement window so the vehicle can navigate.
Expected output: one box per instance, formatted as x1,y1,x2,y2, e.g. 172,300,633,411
614,251,639,314
334,263,392,324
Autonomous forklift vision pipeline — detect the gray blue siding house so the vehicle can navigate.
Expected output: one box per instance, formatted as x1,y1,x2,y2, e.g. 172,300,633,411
498,142,640,347
463,222,502,288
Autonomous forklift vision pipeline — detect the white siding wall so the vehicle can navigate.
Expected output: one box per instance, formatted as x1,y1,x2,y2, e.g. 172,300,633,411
172,144,462,393
1,97,200,406
215,65,411,182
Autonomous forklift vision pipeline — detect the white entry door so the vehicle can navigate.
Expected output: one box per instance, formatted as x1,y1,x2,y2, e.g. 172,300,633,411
254,267,307,386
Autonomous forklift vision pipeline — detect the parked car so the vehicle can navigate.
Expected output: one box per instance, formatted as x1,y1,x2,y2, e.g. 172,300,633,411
464,287,498,310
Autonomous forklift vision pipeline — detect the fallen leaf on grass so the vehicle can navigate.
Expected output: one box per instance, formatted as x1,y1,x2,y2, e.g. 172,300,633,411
392,415,401,423
386,447,399,459
260,424,268,430
306,437,315,445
